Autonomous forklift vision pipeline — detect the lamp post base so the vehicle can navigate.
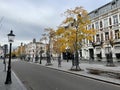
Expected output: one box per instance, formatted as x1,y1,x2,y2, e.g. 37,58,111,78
106,57,115,67
45,62,52,66
39,60,42,64
5,70,12,84
106,63,115,67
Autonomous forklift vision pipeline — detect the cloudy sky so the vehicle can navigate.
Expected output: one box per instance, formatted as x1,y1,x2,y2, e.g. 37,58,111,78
0,0,112,47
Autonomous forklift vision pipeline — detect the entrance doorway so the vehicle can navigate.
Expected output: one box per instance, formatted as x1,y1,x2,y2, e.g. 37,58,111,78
116,53,120,59
89,49,94,59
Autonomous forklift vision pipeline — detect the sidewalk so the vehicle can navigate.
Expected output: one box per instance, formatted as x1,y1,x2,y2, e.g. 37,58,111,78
0,60,27,90
34,59,120,85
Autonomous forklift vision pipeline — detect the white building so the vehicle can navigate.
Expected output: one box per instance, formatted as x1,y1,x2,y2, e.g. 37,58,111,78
0,44,8,58
82,0,120,61
0,45,3,58
25,39,46,62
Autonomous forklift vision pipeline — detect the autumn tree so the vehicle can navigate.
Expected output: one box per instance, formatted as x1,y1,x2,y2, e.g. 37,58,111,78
12,44,25,59
40,28,55,65
55,6,96,54
40,28,55,54
54,6,96,70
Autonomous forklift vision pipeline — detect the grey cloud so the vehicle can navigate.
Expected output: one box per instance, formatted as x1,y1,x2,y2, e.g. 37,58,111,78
0,0,112,47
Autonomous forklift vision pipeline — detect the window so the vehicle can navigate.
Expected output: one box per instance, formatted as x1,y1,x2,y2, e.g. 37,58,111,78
104,18,108,28
109,18,112,25
96,34,100,42
111,1,116,9
95,10,98,13
112,1,115,5
94,10,98,16
113,15,118,25
105,32,109,41
87,24,91,30
100,21,103,28
101,33,103,41
92,24,94,29
115,30,120,39
95,22,99,29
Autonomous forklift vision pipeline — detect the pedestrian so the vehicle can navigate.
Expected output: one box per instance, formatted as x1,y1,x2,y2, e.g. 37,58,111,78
71,54,75,66
40,55,42,64
51,54,54,61
67,56,69,62
28,57,30,62
58,55,61,67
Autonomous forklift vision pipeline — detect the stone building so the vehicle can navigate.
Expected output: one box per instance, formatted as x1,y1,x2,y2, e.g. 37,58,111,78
82,0,120,61
25,39,46,62
0,44,8,58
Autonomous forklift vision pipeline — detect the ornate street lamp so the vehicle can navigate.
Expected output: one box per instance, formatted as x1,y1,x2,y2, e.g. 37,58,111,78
71,14,81,71
106,40,115,67
5,30,15,84
46,31,54,66
39,47,43,64
46,37,51,65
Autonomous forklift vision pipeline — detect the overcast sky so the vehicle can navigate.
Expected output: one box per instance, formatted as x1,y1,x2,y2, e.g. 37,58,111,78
0,0,112,47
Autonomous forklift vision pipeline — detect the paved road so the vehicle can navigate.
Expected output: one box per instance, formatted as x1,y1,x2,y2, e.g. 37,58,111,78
12,61,120,90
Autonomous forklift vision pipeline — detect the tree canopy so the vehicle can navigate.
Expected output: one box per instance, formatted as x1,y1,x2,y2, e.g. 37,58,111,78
54,6,96,54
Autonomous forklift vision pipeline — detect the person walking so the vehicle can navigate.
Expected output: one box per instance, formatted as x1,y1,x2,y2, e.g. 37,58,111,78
58,55,61,67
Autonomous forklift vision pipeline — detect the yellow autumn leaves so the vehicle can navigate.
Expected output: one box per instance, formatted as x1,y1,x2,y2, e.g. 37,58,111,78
41,7,96,54
52,7,96,54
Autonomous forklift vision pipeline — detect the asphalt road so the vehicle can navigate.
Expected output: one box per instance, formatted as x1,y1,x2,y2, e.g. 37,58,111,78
12,61,120,90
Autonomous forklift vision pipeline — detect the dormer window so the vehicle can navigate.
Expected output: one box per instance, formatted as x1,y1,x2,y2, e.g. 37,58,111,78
112,1,115,5
95,10,98,13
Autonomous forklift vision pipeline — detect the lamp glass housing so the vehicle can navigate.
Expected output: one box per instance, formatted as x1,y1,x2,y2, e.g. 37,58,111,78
7,30,15,43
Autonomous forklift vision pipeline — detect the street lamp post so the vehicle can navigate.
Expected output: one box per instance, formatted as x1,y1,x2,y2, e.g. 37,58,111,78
74,24,81,70
71,14,81,71
39,47,43,64
5,30,15,84
106,40,115,67
46,34,52,66
46,47,52,65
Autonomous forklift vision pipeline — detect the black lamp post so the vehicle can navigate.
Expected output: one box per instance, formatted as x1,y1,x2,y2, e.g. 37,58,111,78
71,14,81,71
46,34,52,66
39,47,43,64
5,30,15,84
106,40,115,67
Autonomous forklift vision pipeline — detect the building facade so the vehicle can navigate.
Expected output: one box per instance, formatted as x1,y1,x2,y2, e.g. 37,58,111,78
25,39,46,62
0,45,3,58
82,0,120,61
0,44,8,58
